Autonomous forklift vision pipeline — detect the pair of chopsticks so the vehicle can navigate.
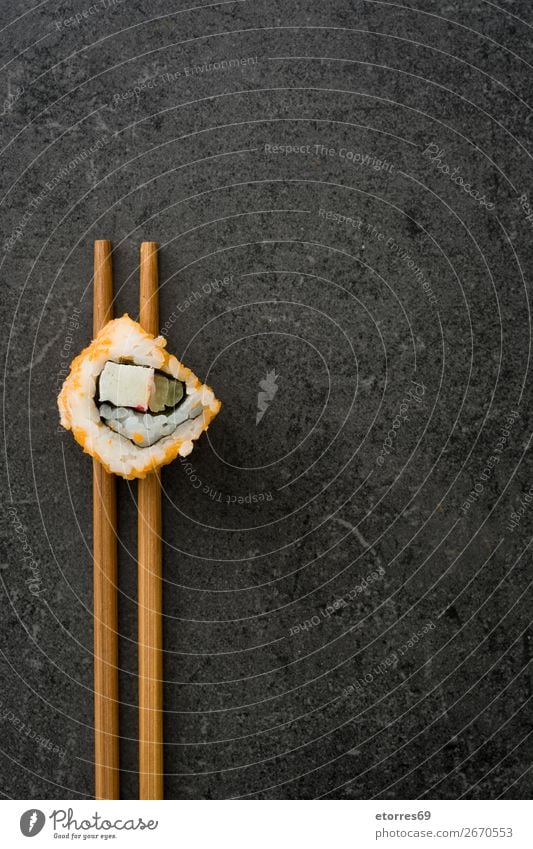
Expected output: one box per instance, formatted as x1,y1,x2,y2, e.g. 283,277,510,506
92,239,163,800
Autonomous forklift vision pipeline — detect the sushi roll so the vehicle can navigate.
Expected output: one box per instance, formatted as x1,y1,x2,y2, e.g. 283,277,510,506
58,314,221,479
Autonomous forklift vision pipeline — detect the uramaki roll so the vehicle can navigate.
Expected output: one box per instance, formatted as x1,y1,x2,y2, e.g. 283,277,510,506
58,314,220,479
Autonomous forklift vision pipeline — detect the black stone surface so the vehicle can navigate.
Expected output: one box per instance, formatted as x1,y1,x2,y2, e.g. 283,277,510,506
1,0,532,800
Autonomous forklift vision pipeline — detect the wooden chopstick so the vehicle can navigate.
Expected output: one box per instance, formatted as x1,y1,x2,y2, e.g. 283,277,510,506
92,240,120,800
137,241,164,799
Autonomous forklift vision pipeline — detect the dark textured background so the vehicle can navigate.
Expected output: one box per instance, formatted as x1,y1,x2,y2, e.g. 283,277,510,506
1,0,532,800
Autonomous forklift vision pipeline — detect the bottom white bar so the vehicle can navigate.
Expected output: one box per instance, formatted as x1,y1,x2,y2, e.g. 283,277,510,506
3,799,531,848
